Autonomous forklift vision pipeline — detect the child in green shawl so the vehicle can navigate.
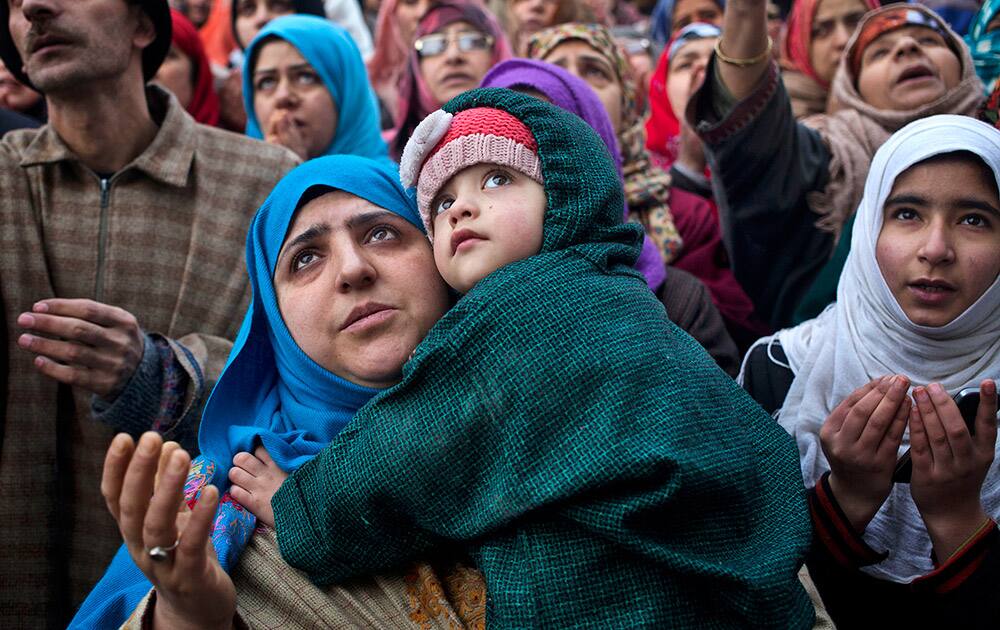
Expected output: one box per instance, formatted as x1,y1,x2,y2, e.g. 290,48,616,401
240,88,815,627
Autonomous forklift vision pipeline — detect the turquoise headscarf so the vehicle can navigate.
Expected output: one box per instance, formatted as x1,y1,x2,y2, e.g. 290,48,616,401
242,15,389,161
198,155,423,481
70,155,422,629
966,0,1000,95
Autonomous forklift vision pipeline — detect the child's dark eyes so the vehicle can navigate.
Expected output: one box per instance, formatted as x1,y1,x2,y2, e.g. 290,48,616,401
432,197,454,217
484,171,512,189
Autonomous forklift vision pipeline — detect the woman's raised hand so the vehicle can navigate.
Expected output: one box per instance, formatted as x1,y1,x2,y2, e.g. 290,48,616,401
909,380,998,560
101,432,236,630
821,375,911,532
717,0,772,100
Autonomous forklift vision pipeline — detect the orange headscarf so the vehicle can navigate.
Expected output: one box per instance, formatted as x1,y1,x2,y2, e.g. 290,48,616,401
199,0,238,68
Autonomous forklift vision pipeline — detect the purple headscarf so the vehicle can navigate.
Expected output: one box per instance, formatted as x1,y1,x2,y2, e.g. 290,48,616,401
481,59,666,291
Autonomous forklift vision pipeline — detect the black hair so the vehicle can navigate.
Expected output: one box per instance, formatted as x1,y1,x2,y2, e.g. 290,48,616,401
230,0,326,50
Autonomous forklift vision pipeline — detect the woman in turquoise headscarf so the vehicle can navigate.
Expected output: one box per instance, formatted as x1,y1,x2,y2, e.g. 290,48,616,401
966,0,1000,96
70,156,452,628
242,15,390,162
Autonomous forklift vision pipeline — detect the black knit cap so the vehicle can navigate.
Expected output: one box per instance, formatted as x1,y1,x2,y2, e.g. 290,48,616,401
0,0,172,90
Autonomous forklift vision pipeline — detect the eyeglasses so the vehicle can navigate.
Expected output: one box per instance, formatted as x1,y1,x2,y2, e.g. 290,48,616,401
414,31,495,58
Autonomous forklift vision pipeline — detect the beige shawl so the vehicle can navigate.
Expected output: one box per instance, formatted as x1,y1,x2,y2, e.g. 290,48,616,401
782,66,833,119
802,3,983,234
123,527,487,629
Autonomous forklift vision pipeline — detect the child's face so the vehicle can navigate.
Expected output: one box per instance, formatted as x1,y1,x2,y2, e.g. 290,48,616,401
876,154,1000,327
430,164,547,293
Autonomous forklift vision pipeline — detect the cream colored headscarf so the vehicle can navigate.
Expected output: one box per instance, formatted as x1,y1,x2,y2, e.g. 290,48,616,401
751,115,1000,582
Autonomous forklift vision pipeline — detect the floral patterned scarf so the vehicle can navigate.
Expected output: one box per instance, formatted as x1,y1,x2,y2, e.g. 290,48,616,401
529,22,684,263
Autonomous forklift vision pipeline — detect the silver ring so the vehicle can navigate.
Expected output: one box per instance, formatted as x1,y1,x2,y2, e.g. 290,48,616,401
147,539,180,562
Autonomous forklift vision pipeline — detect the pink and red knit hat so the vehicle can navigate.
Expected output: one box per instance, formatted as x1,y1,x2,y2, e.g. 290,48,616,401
400,106,544,237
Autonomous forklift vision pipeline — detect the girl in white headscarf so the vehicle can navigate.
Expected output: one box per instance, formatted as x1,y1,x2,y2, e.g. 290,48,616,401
741,114,1000,628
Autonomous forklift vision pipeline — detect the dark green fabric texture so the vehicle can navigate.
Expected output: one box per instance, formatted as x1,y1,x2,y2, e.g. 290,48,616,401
272,88,814,628
793,214,855,325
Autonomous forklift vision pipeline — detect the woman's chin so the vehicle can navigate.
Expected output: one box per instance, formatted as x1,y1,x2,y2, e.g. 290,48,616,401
337,340,415,389
888,84,947,112
899,304,961,328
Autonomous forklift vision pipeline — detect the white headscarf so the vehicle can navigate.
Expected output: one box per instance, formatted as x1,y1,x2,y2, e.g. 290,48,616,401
762,114,1000,582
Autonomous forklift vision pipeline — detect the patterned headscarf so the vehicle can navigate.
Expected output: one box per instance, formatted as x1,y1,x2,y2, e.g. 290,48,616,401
529,22,683,263
801,3,983,234
979,77,1000,127
782,0,880,90
965,0,1000,95
849,5,952,76
389,1,512,159
481,59,668,290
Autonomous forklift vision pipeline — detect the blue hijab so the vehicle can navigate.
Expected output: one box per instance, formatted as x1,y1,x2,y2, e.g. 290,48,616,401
70,156,422,629
197,157,422,480
242,15,389,161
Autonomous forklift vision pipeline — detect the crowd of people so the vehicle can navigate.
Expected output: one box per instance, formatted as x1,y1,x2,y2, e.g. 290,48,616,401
0,0,998,627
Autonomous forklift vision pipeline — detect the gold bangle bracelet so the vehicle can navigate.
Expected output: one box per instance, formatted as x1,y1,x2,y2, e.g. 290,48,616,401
714,36,773,67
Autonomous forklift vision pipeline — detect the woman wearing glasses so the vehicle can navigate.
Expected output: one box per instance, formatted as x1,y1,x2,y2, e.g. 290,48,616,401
389,1,512,158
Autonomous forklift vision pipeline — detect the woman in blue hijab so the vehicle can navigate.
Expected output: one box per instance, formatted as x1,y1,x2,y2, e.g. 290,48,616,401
70,156,450,628
242,15,390,162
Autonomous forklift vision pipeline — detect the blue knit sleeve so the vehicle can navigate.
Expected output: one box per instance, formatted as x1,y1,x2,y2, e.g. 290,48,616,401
91,333,196,451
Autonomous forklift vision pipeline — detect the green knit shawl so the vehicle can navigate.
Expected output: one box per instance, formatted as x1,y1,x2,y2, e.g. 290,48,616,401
273,89,814,628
